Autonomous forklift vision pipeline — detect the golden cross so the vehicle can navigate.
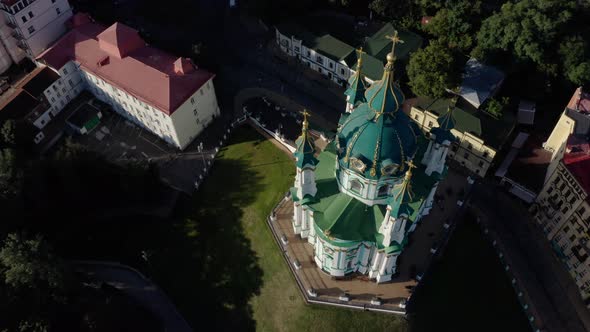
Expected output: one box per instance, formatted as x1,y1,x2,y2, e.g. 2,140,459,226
301,109,311,130
356,47,366,65
405,159,417,171
385,31,404,57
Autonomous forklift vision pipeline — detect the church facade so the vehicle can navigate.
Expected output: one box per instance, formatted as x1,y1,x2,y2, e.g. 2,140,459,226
290,41,455,283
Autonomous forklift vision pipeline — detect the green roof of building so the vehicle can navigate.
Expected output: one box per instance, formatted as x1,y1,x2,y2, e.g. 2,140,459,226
364,23,423,61
293,116,318,168
345,51,385,82
414,97,516,149
344,56,368,106
302,141,438,251
337,57,421,179
311,35,355,61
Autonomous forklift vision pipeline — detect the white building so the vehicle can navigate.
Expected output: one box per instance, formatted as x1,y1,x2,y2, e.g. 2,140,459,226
0,0,72,59
36,13,220,150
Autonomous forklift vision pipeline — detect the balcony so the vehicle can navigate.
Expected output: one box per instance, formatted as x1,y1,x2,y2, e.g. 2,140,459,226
10,30,23,40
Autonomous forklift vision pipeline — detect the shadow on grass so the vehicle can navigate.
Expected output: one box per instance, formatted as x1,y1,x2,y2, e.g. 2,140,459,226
36,154,265,331
407,214,531,332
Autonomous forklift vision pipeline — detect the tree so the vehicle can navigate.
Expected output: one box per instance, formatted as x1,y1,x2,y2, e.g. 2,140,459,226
423,1,481,52
0,233,66,293
484,97,509,118
0,121,16,147
559,36,590,86
0,149,21,199
407,41,461,98
473,0,576,77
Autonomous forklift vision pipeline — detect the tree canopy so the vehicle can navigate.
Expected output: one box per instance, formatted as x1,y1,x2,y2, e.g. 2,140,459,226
423,1,481,52
407,41,461,98
473,0,584,83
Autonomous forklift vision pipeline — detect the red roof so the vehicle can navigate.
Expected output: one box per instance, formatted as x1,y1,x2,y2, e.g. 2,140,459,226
37,16,214,115
563,135,590,199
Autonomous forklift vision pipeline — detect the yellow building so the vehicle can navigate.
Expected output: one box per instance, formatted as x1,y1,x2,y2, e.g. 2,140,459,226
408,97,516,177
531,87,590,306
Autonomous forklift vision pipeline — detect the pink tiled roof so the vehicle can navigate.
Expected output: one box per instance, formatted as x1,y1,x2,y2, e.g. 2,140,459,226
37,17,214,115
564,135,590,199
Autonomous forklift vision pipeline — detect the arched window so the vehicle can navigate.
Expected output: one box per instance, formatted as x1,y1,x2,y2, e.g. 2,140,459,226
377,185,390,197
350,179,363,194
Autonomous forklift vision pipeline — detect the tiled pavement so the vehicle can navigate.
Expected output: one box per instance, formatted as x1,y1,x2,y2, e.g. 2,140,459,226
268,168,470,312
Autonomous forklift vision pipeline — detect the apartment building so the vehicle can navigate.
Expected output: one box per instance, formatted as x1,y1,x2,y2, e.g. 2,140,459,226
408,97,516,177
532,87,590,306
0,0,72,58
36,13,220,150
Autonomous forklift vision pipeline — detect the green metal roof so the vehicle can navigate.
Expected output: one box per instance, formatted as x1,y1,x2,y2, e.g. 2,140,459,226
297,141,438,251
293,118,318,168
311,34,355,61
337,59,422,179
414,97,516,149
345,51,385,82
364,23,423,61
344,57,368,106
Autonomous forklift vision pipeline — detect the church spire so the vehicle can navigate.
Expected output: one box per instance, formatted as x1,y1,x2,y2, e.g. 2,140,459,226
294,109,318,168
344,48,368,111
388,160,417,218
364,31,405,117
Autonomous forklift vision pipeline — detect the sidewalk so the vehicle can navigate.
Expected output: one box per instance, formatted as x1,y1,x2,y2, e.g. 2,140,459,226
73,261,193,332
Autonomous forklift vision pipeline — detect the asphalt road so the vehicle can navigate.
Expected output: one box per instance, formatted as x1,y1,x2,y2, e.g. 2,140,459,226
471,182,590,332
74,261,193,332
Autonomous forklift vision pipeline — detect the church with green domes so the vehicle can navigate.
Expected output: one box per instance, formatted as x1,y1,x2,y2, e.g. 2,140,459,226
290,37,455,283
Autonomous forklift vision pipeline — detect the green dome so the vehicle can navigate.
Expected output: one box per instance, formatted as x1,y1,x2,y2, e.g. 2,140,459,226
337,54,420,179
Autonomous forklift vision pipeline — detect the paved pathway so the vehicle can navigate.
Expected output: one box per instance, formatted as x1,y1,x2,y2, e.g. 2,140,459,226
73,261,192,332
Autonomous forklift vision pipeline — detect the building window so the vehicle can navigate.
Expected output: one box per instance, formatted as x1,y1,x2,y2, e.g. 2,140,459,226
414,114,419,120
200,89,204,96
483,151,489,158
63,68,68,75
28,11,33,18
463,152,469,160
377,185,389,197
294,46,300,52
467,143,473,150
55,7,60,15
190,97,195,105
427,121,433,127
68,79,73,88
340,68,345,75
562,206,569,214
316,55,323,65
350,179,362,194
51,97,55,102
21,16,27,23
193,109,198,116
329,62,333,69
478,161,484,167
27,25,34,34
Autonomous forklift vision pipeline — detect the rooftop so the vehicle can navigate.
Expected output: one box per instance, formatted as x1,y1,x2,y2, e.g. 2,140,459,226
564,134,590,197
413,96,516,149
502,133,551,193
459,59,505,109
0,90,39,120
17,66,60,98
37,14,214,115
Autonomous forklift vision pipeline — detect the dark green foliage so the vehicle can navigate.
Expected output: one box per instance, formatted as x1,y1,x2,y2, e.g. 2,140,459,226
559,36,590,86
473,0,578,79
407,41,461,98
484,97,509,118
0,233,67,294
423,1,482,52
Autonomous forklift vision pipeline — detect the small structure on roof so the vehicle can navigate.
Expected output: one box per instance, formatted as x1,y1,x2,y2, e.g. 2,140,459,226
459,58,505,109
518,100,536,125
